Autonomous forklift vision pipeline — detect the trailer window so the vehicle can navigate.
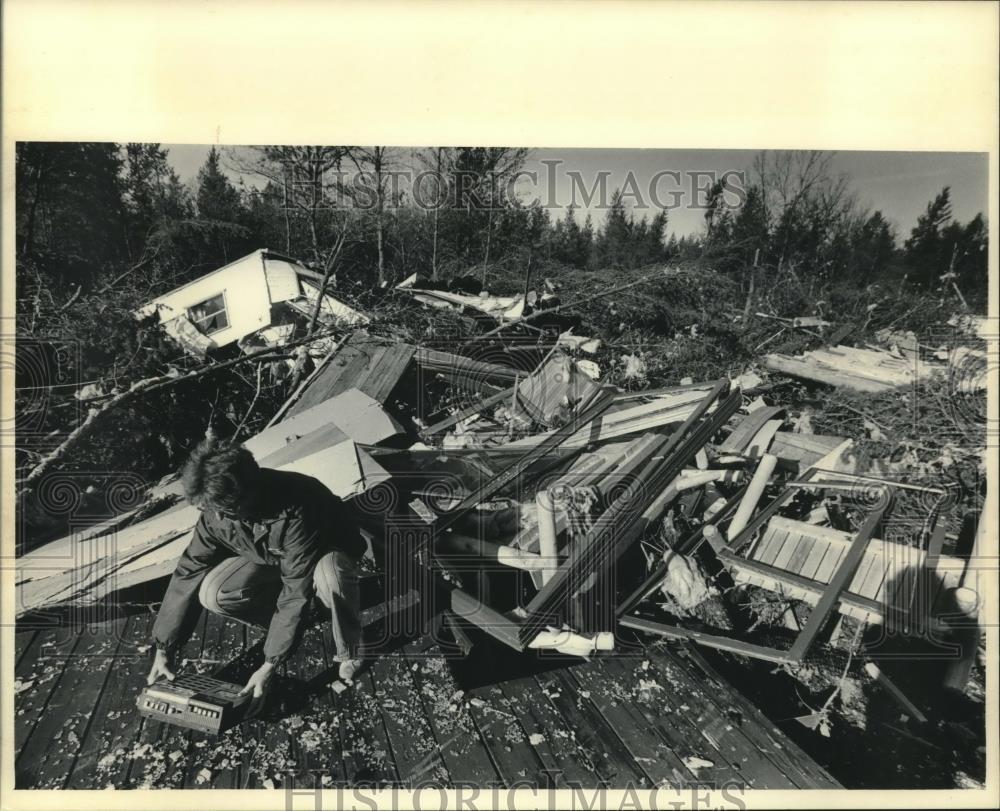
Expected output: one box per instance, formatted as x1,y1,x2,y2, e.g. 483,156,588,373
188,293,229,335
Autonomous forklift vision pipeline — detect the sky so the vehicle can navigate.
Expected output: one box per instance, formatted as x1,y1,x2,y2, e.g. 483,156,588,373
165,145,989,240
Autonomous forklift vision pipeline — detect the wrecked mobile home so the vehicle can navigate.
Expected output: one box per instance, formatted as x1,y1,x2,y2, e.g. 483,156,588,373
14,253,988,791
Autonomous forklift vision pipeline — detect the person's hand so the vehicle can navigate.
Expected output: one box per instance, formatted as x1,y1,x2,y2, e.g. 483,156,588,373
239,662,275,718
146,648,176,686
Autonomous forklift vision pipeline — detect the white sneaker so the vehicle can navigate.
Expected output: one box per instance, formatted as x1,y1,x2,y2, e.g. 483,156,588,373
338,658,363,682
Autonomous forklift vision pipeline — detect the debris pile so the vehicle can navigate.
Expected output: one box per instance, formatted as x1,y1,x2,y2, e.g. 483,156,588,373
14,251,990,787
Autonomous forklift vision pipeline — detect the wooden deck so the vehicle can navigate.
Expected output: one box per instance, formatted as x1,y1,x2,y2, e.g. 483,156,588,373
13,608,840,790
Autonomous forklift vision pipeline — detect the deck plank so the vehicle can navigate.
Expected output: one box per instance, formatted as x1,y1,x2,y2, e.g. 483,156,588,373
403,642,501,786
14,628,39,668
671,645,841,787
569,658,694,787
370,651,450,785
201,614,248,788
642,644,806,788
282,623,344,788
800,535,832,581
132,611,211,789
14,622,82,787
28,615,127,789
536,668,646,786
69,612,155,788
771,530,801,571
785,534,816,576
337,669,398,786
463,680,545,787
600,653,745,787
497,674,597,787
754,527,786,566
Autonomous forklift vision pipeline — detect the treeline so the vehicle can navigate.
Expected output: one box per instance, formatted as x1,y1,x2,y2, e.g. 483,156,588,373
691,152,987,300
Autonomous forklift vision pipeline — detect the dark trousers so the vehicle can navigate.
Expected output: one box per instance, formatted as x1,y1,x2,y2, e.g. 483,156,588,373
197,550,361,661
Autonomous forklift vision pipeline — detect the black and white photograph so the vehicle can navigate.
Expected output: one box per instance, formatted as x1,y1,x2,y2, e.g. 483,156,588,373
2,2,997,810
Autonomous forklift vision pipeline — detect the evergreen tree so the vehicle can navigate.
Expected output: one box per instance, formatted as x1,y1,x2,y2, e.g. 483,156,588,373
196,147,242,223
904,187,953,286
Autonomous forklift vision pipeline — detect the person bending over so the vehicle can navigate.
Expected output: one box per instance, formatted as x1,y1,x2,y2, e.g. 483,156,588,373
146,437,365,716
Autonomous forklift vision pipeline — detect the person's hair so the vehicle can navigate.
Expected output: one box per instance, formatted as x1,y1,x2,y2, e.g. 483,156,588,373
181,437,259,511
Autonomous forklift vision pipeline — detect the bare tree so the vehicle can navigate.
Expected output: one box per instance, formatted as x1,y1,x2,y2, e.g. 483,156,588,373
226,146,347,266
415,147,456,281
344,146,401,286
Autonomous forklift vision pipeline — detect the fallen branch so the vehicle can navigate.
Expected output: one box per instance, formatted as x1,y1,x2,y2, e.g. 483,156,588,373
17,327,349,494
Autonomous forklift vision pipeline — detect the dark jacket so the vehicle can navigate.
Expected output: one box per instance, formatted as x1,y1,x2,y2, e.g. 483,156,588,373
151,468,364,664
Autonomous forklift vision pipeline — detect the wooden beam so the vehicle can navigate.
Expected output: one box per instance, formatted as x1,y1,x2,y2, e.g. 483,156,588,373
419,384,516,438
450,587,525,651
620,615,796,664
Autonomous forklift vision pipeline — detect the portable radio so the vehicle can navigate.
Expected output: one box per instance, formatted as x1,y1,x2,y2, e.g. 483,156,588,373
137,673,252,735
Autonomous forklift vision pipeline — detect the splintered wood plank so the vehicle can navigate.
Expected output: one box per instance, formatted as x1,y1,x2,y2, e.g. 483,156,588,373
368,344,417,403
549,664,664,788
370,651,449,785
535,668,645,787
68,612,154,788
671,645,841,787
285,624,345,789
14,622,82,787
27,614,127,789
496,673,597,787
463,680,545,787
128,611,209,789
568,659,693,788
600,653,745,788
403,642,500,786
641,645,796,788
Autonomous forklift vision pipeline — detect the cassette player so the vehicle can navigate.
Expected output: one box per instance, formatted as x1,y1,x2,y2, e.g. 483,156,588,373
137,673,251,735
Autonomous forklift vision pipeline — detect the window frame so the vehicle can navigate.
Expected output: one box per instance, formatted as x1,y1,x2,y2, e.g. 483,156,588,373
187,291,230,335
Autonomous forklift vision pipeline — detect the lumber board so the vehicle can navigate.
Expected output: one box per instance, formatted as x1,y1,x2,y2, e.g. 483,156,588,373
720,406,785,453
285,624,344,788
334,643,398,786
14,624,82,785
523,382,738,641
622,615,796,665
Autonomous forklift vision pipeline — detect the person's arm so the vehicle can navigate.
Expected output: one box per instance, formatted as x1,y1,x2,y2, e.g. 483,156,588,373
260,506,324,666
150,513,228,658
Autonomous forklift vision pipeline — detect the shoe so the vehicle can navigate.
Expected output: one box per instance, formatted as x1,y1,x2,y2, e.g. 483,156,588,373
338,658,363,682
